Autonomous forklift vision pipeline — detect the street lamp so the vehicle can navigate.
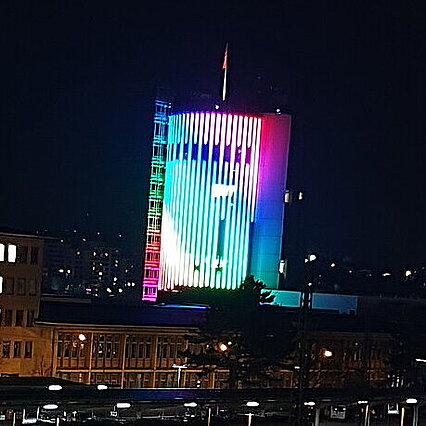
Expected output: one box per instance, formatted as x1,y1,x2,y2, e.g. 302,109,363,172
172,364,187,387
218,343,228,352
321,349,333,358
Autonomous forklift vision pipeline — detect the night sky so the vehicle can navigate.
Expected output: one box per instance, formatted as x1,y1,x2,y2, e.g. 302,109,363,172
1,1,425,269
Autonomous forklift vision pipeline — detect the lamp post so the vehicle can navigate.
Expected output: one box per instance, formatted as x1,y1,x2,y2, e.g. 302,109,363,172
172,364,187,387
405,398,419,426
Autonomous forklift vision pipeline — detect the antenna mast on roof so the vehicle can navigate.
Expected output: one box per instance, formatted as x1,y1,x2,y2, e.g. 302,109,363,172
222,43,229,102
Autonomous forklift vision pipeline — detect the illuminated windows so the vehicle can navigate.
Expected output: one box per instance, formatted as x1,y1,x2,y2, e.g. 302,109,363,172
7,244,17,263
0,243,17,263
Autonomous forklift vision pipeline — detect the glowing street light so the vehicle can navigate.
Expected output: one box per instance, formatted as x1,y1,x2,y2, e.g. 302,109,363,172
48,385,62,391
116,402,131,409
321,348,333,358
43,404,58,410
172,364,188,387
218,343,228,352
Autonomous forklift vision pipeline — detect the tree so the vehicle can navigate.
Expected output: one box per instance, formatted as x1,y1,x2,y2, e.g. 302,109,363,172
180,276,296,388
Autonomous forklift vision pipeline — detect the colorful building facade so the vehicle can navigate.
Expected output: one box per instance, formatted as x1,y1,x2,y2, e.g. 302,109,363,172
142,104,291,301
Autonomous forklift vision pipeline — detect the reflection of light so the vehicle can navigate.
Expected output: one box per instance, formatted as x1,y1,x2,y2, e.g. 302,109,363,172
48,385,62,391
97,384,108,390
246,401,259,407
304,401,315,406
184,402,197,408
406,398,417,404
116,402,131,409
43,404,58,410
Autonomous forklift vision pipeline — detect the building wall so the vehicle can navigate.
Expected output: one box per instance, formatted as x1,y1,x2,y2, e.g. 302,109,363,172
249,114,291,289
0,233,52,377
41,323,391,390
307,331,392,388
48,324,236,389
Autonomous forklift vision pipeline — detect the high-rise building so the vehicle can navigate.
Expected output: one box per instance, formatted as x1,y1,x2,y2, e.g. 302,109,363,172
142,103,291,301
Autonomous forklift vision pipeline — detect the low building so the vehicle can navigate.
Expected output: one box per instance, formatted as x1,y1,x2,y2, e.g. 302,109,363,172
0,230,52,377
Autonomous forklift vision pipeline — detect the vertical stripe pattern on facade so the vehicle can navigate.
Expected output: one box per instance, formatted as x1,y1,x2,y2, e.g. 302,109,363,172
160,112,262,291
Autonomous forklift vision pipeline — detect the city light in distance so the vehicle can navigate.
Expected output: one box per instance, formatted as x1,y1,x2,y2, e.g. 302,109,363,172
246,401,259,407
97,384,108,390
357,401,368,405
406,398,418,404
304,401,315,406
184,402,197,408
405,270,412,277
78,334,86,341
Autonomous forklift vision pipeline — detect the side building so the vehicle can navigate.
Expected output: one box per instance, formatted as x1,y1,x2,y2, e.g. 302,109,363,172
0,231,52,376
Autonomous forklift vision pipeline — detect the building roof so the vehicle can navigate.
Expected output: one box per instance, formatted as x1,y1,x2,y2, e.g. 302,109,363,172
0,227,45,240
37,299,208,328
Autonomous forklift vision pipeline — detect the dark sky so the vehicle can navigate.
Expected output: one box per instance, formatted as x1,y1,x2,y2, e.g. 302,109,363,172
1,0,425,268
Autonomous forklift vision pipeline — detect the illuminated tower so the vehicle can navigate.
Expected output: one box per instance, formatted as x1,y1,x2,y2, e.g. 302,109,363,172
142,105,291,300
142,99,171,301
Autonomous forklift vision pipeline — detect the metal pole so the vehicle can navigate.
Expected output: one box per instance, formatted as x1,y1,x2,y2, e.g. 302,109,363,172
247,412,253,426
120,334,128,389
314,407,320,426
364,404,370,426
177,367,182,388
412,405,419,426
88,332,94,384
207,407,212,426
400,406,405,426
